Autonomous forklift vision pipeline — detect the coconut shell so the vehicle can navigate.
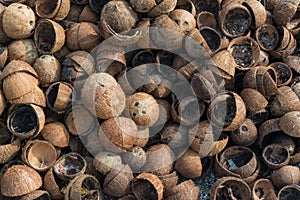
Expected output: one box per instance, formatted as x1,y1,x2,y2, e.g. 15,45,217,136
43,168,65,199
84,129,104,155
79,5,98,23
278,185,300,200
0,46,7,69
165,180,199,200
279,111,300,138
174,148,202,179
0,5,11,45
228,36,260,70
273,0,300,26
41,122,70,147
129,0,156,13
243,0,267,28
257,118,281,148
262,143,290,169
283,55,300,73
36,0,70,21
169,9,196,34
7,104,45,139
45,81,73,113
142,144,175,176
219,4,251,37
176,0,196,16
207,134,229,157
33,55,61,87
19,190,51,200
240,88,268,113
197,11,217,29
255,24,279,51
1,165,42,197
185,28,212,57
212,49,235,79
7,39,38,65
270,86,300,117
131,173,164,200
271,165,300,189
230,118,257,146
257,50,270,66
134,128,150,147
269,62,292,86
122,146,147,171
2,3,35,39
147,0,177,17
252,179,276,200
22,140,58,172
10,86,46,107
210,176,251,200
158,171,178,196
272,134,295,155
93,151,123,175
103,164,133,197
34,19,65,54
0,90,6,116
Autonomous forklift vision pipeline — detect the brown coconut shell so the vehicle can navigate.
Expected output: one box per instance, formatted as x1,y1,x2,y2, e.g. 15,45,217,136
257,50,270,66
165,180,199,200
36,0,70,21
66,22,101,52
0,4,11,45
1,165,42,197
41,122,70,148
33,55,61,87
130,0,155,13
243,0,267,28
252,179,276,200
174,148,202,179
158,171,178,196
92,151,123,175
131,173,164,200
197,11,217,29
53,152,87,180
0,90,6,117
230,118,257,146
257,118,282,148
210,176,251,200
185,28,212,57
262,143,290,169
278,185,300,200
207,133,229,157
212,49,236,79
134,128,150,147
65,4,83,22
98,117,137,152
103,164,134,197
190,73,217,101
148,0,177,17
271,165,300,189
22,140,58,172
176,0,196,16
255,24,279,51
270,86,300,117
45,81,74,113
43,168,65,199
272,134,295,155
219,4,252,37
283,55,300,73
64,174,102,200
10,86,46,107
208,91,246,131
228,36,260,70
142,144,175,176
279,111,300,138
7,39,38,65
273,0,300,26
169,9,196,34
19,190,51,200
122,146,147,171
34,19,65,54
2,3,36,39
0,46,8,69
7,104,45,139
79,5,99,23
269,62,292,86
240,88,268,113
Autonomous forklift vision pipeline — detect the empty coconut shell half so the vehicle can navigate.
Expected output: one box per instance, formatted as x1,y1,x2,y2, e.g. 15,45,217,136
252,179,277,200
19,190,51,200
35,0,70,21
165,180,200,200
262,143,290,169
7,104,45,139
269,62,292,87
279,111,300,138
278,185,300,200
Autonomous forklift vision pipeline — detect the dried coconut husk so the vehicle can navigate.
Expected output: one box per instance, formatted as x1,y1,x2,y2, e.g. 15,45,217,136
7,104,45,139
269,86,300,117
53,152,87,181
36,0,70,21
271,165,300,189
158,171,178,196
22,140,58,172
165,180,199,200
262,143,290,169
278,185,300,200
219,4,252,37
243,0,267,28
65,174,103,200
255,24,279,51
43,168,65,199
147,0,177,17
142,144,174,176
103,165,133,197
41,122,70,148
197,11,217,29
210,176,251,200
19,190,51,200
66,22,101,51
0,165,42,197
269,62,292,86
208,91,246,131
176,0,196,16
0,121,20,164
1,60,38,101
174,148,202,179
34,19,65,54
273,0,300,26
131,173,164,200
228,36,260,70
45,81,74,113
212,49,235,79
252,179,277,200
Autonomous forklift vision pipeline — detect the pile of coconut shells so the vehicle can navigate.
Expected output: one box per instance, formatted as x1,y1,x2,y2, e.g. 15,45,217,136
1,0,300,199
